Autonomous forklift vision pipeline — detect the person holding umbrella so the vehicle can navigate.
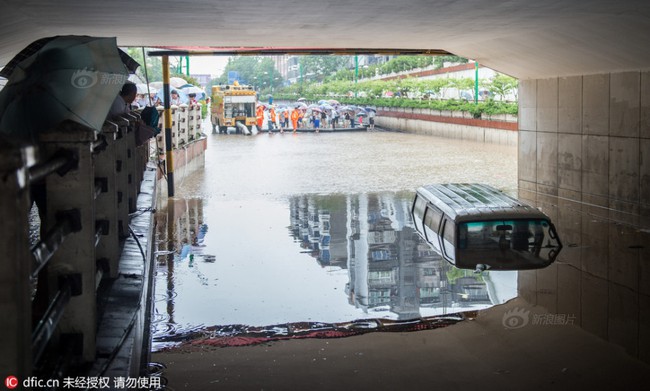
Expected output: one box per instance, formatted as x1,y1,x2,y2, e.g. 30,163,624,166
368,108,376,130
170,90,181,106
313,110,320,133
108,82,155,146
331,108,339,129
269,106,277,132
280,109,289,133
108,82,137,117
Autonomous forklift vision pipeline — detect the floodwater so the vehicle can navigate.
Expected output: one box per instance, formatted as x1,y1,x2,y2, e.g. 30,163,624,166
152,129,519,350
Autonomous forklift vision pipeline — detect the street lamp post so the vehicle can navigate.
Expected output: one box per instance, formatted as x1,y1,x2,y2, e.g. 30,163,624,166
474,61,479,104
354,54,359,98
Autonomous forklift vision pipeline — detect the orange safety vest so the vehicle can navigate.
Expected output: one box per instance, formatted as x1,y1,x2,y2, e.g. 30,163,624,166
256,107,264,126
270,109,276,121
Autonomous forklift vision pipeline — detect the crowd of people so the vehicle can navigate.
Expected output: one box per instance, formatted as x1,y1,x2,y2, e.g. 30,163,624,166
255,101,377,133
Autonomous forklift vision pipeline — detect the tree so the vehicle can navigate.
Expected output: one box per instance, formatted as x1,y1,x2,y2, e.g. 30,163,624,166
433,55,469,69
126,47,163,82
299,56,350,83
214,56,283,91
486,74,518,101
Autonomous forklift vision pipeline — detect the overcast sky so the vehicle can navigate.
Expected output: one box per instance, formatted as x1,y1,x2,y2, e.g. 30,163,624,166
186,56,230,78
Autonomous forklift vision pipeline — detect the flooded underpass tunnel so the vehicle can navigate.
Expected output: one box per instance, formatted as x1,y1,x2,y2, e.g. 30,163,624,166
151,129,650,390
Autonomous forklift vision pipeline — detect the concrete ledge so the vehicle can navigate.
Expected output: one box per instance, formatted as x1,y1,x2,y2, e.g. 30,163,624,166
376,113,518,146
91,164,158,378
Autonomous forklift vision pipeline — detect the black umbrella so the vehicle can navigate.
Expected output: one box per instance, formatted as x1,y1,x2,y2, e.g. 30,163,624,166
0,36,134,142
0,35,139,79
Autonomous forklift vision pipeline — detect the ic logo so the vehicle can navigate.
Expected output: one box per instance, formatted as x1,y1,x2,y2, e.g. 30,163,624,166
5,376,18,389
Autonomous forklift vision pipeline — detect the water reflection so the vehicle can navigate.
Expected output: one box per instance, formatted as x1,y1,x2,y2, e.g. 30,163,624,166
289,193,517,320
153,192,517,350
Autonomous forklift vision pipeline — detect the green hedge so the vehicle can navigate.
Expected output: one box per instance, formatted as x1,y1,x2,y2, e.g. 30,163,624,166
273,94,518,118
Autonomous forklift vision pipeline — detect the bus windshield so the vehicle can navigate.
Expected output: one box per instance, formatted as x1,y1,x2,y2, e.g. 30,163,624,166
456,219,561,270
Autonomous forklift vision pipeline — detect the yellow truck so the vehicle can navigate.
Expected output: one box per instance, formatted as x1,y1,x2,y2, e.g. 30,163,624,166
211,81,257,134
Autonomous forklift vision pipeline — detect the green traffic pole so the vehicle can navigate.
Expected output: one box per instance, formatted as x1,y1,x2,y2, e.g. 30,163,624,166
474,61,479,104
185,55,190,76
354,55,359,98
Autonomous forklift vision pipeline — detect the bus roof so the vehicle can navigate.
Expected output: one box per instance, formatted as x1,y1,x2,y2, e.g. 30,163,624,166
416,183,548,222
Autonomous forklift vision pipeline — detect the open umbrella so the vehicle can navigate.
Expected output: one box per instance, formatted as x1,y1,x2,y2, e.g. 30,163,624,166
149,81,163,90
0,35,139,78
170,77,188,88
327,99,340,105
297,97,307,102
181,85,204,95
136,83,157,94
364,107,377,112
294,102,308,109
0,36,134,142
180,85,206,100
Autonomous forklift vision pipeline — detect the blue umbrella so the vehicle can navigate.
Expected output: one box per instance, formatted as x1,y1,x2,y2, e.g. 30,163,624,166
156,88,189,105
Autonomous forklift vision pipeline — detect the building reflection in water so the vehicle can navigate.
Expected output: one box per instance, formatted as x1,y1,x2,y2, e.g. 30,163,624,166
154,197,208,336
289,193,517,321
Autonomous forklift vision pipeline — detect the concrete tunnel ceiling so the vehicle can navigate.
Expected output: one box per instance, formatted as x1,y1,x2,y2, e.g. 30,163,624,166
1,0,650,80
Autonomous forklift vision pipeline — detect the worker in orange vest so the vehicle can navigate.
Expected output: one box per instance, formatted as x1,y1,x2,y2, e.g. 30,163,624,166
256,105,264,131
269,107,277,132
291,108,300,133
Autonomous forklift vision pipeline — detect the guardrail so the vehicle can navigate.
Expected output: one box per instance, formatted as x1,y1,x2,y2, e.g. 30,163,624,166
0,112,152,381
154,103,203,153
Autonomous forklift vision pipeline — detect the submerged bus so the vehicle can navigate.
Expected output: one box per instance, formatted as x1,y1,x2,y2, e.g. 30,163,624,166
411,184,562,271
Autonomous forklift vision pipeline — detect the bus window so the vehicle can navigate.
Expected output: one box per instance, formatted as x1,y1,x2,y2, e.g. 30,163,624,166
423,206,443,250
412,195,427,233
456,219,561,269
441,219,456,262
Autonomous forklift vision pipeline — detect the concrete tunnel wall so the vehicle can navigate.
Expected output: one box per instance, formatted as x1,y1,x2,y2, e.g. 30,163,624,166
517,71,650,363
